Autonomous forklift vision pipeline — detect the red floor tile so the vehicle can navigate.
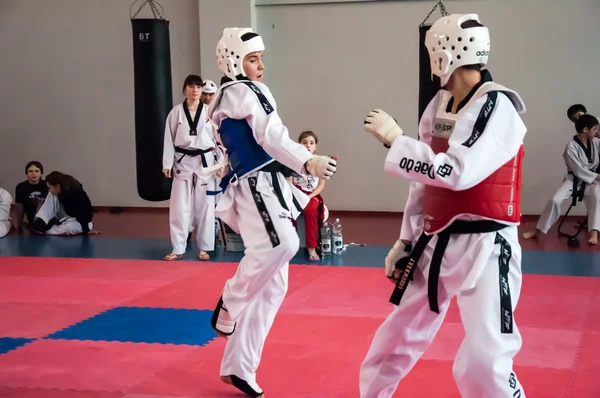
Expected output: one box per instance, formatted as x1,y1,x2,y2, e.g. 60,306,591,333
0,303,109,339
0,339,194,393
0,276,171,306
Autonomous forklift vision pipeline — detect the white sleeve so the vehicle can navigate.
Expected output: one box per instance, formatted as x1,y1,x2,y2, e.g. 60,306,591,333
399,181,424,243
162,108,177,170
563,142,598,184
215,82,312,174
0,189,12,208
384,92,526,191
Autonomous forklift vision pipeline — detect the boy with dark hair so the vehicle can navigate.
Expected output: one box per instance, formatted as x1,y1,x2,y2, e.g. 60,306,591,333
567,104,587,122
14,161,48,231
523,114,600,244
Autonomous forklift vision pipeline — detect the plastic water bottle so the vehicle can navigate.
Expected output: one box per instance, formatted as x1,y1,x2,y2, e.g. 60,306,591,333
332,218,343,255
320,222,332,257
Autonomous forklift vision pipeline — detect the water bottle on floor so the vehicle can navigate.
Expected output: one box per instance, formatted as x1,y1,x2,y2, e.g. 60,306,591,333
332,218,343,255
320,222,332,257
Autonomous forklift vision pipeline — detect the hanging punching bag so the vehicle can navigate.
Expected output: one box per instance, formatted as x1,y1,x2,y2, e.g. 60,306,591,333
418,24,442,124
131,17,173,201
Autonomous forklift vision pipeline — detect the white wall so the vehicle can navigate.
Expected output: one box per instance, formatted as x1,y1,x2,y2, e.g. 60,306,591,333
256,0,600,214
1,0,598,214
0,0,200,207
199,0,256,83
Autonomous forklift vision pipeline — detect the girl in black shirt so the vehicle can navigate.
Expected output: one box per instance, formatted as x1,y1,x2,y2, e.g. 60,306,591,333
29,171,93,235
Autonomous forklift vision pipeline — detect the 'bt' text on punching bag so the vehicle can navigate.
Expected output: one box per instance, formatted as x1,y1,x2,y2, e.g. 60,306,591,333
418,24,442,124
131,18,173,201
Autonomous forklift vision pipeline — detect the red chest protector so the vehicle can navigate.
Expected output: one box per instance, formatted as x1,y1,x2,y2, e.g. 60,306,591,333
421,87,525,234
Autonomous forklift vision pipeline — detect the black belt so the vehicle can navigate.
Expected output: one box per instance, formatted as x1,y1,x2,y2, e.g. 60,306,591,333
567,172,585,203
259,161,303,213
390,220,507,314
175,146,214,167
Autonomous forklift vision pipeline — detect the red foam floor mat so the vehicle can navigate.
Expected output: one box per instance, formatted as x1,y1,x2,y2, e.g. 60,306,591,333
0,257,598,397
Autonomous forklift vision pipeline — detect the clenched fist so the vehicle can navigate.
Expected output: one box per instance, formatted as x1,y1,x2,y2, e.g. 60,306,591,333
364,109,403,148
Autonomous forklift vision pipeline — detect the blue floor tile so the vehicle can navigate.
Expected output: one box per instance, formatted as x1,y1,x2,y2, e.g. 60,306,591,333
46,307,217,346
1,235,600,278
0,337,34,355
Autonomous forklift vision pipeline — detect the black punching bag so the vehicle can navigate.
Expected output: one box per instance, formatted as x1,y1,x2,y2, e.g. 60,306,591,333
131,18,173,201
418,24,442,124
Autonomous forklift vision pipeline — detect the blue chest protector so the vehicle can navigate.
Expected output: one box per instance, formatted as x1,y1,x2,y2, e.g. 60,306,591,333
218,118,273,190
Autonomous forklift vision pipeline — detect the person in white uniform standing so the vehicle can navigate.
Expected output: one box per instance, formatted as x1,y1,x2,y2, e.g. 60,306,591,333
0,184,13,238
162,74,224,261
207,27,338,397
522,114,600,244
359,14,527,398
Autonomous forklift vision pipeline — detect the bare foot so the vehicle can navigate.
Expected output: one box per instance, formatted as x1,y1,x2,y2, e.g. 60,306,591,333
307,247,320,261
522,229,539,239
588,230,598,245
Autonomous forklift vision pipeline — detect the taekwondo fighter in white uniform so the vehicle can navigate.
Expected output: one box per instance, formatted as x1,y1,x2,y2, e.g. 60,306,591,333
207,27,337,397
162,75,225,261
359,14,527,398
0,186,12,238
523,114,600,244
201,79,217,105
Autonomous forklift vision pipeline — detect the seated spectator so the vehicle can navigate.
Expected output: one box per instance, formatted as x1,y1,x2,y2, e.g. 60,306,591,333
29,171,93,236
0,182,12,238
14,161,48,231
292,131,327,261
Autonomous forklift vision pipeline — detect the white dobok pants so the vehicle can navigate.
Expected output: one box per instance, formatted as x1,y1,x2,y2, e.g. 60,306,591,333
359,223,526,398
169,175,216,254
35,193,92,235
536,174,600,233
0,219,11,238
216,170,306,393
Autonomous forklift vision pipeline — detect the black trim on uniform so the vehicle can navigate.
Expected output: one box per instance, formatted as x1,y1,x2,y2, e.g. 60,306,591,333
248,176,280,247
461,91,498,148
389,220,507,314
572,135,593,163
446,69,493,113
182,98,203,135
259,161,298,212
495,233,514,334
239,81,274,115
229,375,264,398
389,233,433,306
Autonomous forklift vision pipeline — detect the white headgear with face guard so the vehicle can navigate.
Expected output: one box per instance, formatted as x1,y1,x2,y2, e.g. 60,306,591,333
202,79,217,94
425,14,490,86
216,27,265,81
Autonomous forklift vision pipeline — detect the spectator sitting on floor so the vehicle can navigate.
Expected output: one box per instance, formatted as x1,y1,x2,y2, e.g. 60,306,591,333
29,171,94,236
0,181,13,238
14,161,48,232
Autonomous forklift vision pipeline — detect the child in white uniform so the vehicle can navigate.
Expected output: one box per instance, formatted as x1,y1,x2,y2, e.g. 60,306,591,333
523,114,600,244
0,185,12,238
162,74,224,261
207,27,337,398
359,14,527,398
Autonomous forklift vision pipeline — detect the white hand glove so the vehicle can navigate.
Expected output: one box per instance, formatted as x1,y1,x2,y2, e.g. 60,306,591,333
385,240,413,282
364,109,403,148
305,155,337,180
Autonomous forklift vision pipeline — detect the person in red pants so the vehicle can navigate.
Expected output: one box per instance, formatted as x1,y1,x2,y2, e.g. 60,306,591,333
292,131,327,261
